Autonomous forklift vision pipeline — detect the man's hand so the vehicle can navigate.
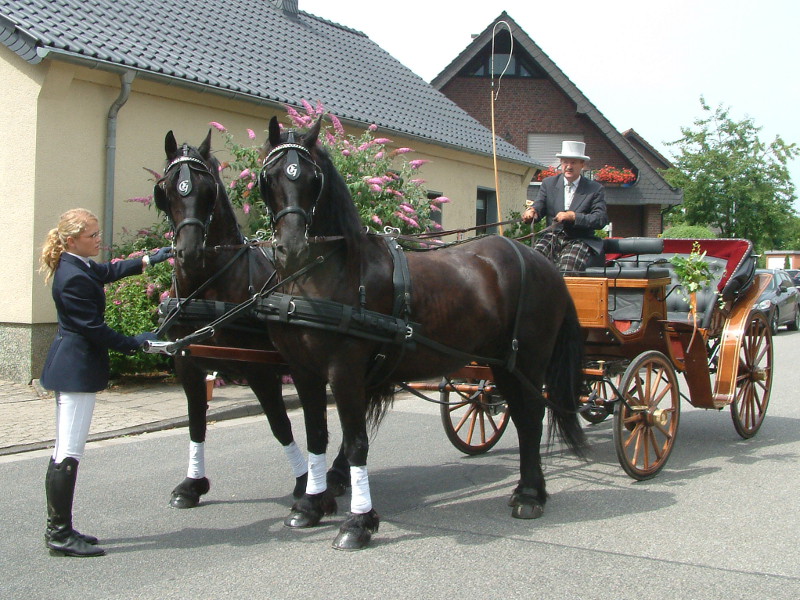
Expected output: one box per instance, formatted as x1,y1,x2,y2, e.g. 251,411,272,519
522,206,537,224
554,211,576,223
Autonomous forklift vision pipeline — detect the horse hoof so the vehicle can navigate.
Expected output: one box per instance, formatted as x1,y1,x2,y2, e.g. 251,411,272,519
292,473,308,499
284,510,320,528
332,509,380,551
332,529,371,551
283,492,337,528
511,501,544,519
169,477,210,509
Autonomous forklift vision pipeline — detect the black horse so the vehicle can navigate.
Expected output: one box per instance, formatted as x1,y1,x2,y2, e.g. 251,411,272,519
153,130,310,508
257,116,587,550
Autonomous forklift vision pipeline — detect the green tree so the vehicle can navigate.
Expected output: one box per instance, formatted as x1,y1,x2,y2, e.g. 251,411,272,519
662,97,798,250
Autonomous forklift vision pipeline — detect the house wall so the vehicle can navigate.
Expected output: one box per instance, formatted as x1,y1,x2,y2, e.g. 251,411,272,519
440,77,631,172
0,53,531,382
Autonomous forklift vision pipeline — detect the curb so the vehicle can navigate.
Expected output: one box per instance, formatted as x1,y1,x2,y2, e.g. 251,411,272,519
0,394,303,457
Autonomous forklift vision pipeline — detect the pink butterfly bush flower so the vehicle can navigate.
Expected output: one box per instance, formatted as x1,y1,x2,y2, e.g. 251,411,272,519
209,121,226,132
369,124,377,131
330,114,345,136
371,214,383,225
247,129,256,140
160,290,171,302
409,159,429,169
243,203,251,214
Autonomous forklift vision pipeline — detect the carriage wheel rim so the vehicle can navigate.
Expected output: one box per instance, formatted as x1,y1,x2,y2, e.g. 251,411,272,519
613,351,680,480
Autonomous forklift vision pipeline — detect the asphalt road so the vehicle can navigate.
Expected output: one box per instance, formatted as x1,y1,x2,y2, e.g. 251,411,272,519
2,330,800,600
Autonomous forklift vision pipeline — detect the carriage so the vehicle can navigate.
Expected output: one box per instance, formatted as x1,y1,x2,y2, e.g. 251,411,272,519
147,120,772,549
413,236,772,480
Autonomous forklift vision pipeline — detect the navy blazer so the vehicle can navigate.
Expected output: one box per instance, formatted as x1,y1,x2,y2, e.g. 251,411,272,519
41,253,145,393
534,174,609,254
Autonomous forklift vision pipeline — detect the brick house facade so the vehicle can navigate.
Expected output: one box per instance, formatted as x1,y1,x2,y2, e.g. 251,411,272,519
433,13,682,238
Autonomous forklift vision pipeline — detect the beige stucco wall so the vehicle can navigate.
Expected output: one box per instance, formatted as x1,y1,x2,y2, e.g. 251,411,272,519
0,51,532,381
0,45,43,324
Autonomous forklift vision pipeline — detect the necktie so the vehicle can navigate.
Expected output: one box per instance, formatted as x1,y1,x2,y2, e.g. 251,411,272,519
565,183,574,210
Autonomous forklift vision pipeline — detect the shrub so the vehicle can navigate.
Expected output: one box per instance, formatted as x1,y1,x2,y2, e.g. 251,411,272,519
661,224,716,239
104,206,173,377
213,100,446,238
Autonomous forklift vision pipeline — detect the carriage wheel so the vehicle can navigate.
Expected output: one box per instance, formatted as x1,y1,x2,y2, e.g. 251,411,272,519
613,351,680,480
730,312,773,439
440,385,509,455
580,375,620,425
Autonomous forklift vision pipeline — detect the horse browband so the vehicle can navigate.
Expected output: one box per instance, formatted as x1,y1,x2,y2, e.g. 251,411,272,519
263,143,312,166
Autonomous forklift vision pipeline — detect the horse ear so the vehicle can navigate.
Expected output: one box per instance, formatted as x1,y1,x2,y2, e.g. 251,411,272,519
268,116,281,148
304,115,323,149
198,129,212,159
153,182,168,213
165,131,178,158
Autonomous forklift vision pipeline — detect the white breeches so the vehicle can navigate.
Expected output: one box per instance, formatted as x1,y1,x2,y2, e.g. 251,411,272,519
52,391,96,463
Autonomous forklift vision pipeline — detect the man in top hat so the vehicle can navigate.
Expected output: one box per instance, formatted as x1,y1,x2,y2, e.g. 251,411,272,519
522,140,608,272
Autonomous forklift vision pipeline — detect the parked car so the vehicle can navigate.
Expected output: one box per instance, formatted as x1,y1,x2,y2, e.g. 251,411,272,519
754,269,800,334
786,269,800,286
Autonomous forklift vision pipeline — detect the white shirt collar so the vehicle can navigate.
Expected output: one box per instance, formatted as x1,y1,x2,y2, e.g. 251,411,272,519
565,175,581,189
66,252,92,267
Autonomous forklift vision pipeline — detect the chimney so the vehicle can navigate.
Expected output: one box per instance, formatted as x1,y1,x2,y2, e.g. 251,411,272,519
273,0,298,17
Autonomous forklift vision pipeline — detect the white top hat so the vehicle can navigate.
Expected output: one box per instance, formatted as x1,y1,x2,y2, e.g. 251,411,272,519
556,140,590,161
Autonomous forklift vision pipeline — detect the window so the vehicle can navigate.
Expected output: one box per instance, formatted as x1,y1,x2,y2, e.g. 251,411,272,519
427,191,443,228
476,188,497,234
460,33,545,79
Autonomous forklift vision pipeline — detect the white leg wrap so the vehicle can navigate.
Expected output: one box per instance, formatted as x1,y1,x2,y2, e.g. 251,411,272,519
283,441,307,478
306,452,327,495
187,441,205,479
350,466,372,514
53,391,96,463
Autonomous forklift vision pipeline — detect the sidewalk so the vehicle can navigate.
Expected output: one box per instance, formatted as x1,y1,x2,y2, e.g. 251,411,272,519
0,376,300,456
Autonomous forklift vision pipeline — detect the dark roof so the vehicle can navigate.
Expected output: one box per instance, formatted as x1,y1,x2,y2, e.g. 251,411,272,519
622,129,675,171
432,12,682,206
0,0,537,166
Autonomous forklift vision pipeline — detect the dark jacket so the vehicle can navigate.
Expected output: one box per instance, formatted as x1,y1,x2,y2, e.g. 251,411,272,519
40,253,144,393
534,174,609,254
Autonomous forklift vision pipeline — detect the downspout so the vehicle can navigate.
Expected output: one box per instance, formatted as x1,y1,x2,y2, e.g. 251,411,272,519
103,70,136,259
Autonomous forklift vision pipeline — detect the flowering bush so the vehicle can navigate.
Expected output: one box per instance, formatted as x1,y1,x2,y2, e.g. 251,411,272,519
104,205,174,376
593,165,636,184
535,166,559,182
212,100,446,236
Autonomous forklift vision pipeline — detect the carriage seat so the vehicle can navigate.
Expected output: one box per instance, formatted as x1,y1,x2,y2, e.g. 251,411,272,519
583,238,670,279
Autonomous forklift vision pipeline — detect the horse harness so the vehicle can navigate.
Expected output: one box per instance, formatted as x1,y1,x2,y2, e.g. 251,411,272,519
154,147,219,245
258,132,325,237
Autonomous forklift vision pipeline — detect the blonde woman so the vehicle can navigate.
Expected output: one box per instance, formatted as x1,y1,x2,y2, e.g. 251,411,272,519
39,208,170,557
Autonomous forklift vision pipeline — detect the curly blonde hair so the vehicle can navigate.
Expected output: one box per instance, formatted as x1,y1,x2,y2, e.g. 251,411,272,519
39,208,99,283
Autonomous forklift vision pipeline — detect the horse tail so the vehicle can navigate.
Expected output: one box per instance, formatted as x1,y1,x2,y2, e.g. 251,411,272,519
545,301,587,457
365,382,395,431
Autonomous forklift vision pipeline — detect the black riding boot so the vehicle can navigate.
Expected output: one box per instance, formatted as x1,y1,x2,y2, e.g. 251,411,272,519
45,457,105,557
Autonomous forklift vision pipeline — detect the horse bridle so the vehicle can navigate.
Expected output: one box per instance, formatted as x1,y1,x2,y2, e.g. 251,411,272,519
156,148,219,244
258,132,324,237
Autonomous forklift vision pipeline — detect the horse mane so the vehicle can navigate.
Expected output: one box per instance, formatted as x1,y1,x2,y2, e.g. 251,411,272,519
309,142,365,244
